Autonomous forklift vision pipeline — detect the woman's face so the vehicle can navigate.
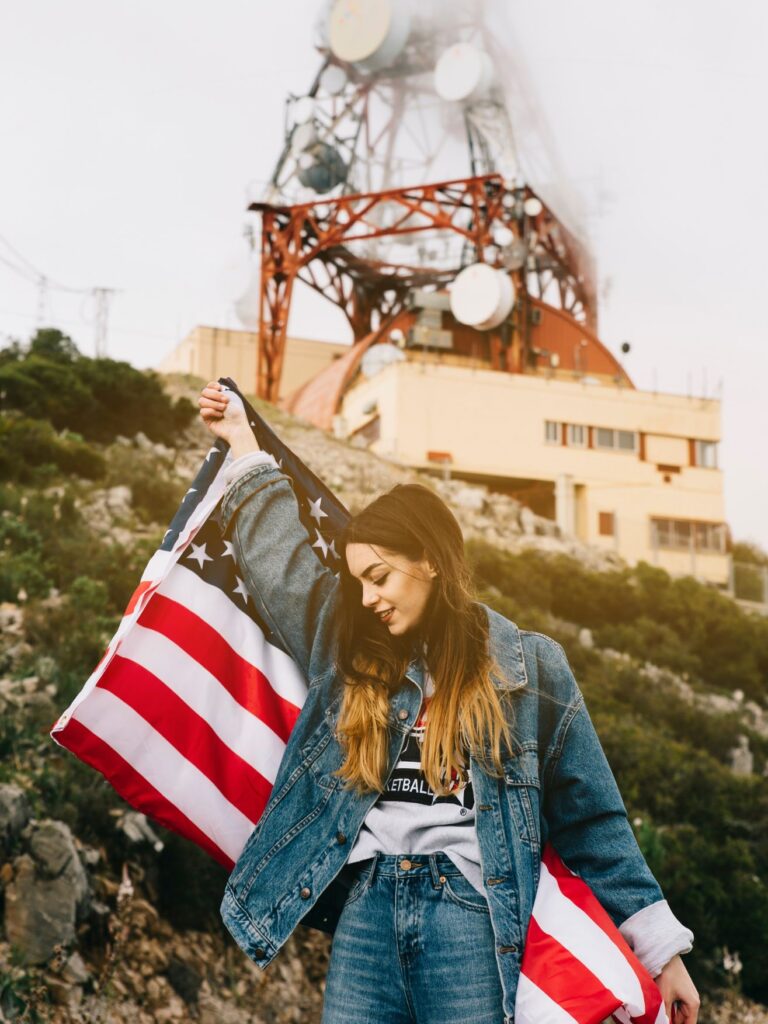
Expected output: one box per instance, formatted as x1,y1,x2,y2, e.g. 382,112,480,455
345,543,437,636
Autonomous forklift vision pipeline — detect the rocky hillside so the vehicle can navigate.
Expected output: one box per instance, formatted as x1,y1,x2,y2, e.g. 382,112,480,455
0,356,766,1022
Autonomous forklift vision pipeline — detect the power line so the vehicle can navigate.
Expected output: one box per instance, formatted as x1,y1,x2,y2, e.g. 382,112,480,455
0,231,119,353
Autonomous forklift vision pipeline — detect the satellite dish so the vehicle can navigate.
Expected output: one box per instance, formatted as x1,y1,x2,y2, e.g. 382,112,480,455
328,0,411,73
523,197,543,217
290,122,318,155
449,264,515,331
434,44,494,103
297,142,348,193
500,238,528,271
291,96,316,125
492,225,514,248
235,271,261,329
319,64,348,95
360,342,406,378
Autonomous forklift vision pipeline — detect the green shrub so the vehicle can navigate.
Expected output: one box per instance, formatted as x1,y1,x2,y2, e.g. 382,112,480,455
0,415,106,483
0,329,196,445
468,540,768,701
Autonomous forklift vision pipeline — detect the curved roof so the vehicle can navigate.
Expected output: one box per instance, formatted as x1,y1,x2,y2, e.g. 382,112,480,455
284,300,633,431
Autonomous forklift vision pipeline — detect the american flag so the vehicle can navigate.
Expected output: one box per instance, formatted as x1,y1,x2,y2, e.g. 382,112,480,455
51,379,666,1024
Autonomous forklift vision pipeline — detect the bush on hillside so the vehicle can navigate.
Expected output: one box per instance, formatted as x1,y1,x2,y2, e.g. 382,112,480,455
0,414,106,483
467,540,768,702
0,328,196,444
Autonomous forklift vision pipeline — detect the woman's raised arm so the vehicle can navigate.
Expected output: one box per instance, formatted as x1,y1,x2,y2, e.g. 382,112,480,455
198,382,339,681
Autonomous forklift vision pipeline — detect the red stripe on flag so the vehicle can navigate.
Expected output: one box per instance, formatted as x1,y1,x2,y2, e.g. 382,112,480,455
125,579,155,617
97,654,273,826
541,846,664,1024
56,717,234,870
522,915,622,1024
138,593,300,743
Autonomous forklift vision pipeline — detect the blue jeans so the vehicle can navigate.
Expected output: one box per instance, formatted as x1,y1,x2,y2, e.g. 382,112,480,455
321,853,505,1024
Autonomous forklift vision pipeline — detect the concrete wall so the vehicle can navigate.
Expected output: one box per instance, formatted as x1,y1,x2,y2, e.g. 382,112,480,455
158,326,350,402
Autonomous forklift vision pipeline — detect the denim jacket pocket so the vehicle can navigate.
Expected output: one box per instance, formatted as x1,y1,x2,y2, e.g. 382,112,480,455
503,749,541,849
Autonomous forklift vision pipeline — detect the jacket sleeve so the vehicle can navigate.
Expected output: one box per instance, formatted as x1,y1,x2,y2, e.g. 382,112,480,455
214,458,339,682
541,641,693,976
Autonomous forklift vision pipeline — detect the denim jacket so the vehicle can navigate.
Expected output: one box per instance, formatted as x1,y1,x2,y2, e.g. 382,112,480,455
215,459,692,1022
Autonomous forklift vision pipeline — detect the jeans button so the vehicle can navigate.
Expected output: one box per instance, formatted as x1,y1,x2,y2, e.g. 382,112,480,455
399,858,412,870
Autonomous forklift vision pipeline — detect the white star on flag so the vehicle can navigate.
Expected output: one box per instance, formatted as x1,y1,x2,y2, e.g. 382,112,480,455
205,448,219,462
233,577,249,604
186,543,213,569
184,487,197,499
308,496,328,524
328,538,338,560
222,541,236,559
312,531,329,559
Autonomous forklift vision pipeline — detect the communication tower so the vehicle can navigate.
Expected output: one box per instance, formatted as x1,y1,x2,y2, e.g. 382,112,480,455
239,0,604,402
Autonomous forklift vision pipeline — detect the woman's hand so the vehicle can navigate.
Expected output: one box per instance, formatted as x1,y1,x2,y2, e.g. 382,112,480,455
197,381,260,457
655,955,700,1023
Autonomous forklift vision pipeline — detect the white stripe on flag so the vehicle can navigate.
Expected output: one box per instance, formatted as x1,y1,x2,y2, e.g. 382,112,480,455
73,688,255,862
119,624,287,783
158,566,308,707
534,862,645,1015
515,974,581,1024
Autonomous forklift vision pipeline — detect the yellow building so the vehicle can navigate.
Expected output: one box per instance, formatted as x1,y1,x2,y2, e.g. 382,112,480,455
158,325,350,403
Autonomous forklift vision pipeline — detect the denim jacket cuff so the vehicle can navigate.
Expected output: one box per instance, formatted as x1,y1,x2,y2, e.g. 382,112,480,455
618,899,694,978
217,462,285,535
222,450,278,488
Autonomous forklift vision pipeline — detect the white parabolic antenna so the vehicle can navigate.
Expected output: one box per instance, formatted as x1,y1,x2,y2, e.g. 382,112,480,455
235,272,261,329
434,44,494,103
328,0,411,72
360,342,406,378
450,264,515,330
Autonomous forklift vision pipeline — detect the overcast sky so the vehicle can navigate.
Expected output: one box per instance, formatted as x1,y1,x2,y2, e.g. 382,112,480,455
0,1,765,551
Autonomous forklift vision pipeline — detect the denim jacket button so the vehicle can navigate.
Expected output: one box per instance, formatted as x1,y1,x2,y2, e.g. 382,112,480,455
336,832,347,845
300,886,311,899
397,709,409,721
253,946,266,959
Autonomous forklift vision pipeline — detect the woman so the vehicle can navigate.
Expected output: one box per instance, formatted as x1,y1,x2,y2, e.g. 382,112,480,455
198,381,699,1024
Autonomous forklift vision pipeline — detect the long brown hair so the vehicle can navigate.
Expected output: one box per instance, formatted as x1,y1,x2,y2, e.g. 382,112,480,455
333,483,513,795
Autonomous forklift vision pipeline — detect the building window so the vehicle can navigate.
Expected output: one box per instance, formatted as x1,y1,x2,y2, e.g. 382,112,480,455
567,424,587,447
544,420,561,444
695,440,718,469
598,512,615,536
595,427,637,452
650,518,726,553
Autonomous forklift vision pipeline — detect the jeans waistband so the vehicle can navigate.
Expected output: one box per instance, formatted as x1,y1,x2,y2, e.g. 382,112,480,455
345,851,465,887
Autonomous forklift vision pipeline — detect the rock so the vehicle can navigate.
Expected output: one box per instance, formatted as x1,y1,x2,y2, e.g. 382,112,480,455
0,602,24,634
19,690,58,730
134,431,153,451
115,810,165,852
578,627,594,648
44,975,84,1011
453,487,486,512
4,820,90,964
166,955,203,1005
35,655,57,681
198,994,256,1024
730,735,754,776
0,784,31,851
106,485,133,517
62,951,90,984
518,506,536,536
